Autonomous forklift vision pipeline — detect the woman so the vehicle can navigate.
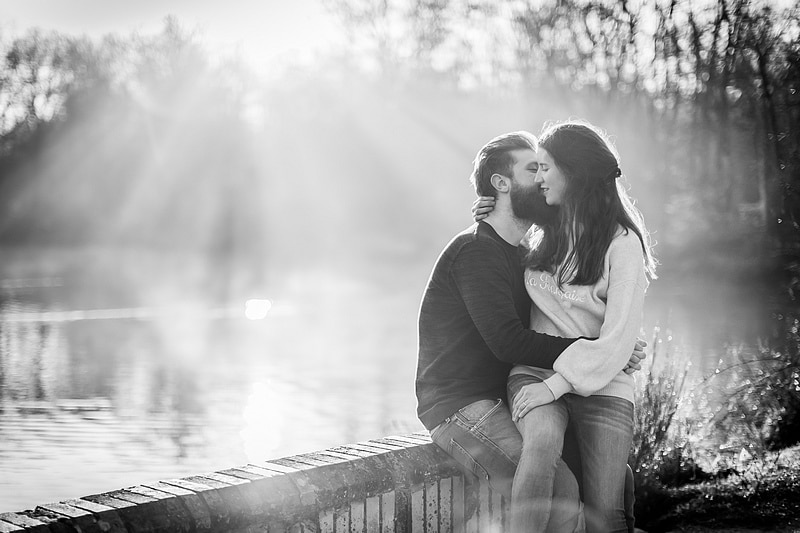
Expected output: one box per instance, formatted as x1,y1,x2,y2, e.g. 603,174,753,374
476,120,656,532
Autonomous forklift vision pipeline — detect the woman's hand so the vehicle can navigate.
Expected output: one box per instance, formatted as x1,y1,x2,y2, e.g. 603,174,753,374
511,382,555,422
471,196,496,221
624,338,647,374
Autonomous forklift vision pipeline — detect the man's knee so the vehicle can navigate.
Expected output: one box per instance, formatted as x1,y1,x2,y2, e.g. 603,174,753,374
549,492,583,533
552,459,580,500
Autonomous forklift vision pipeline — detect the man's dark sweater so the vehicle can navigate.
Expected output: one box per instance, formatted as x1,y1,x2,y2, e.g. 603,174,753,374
415,221,577,430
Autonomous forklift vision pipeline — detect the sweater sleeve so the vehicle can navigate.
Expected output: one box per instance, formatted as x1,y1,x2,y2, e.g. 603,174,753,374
544,232,648,398
452,238,577,367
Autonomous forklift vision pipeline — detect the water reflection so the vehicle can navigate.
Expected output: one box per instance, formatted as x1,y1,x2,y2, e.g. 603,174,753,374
0,247,778,512
0,252,423,511
240,380,289,460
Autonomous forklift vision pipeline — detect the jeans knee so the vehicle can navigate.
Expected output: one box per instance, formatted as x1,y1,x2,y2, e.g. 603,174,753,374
521,425,563,455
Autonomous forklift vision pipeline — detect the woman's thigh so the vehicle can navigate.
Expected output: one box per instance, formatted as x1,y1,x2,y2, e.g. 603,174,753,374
508,374,569,455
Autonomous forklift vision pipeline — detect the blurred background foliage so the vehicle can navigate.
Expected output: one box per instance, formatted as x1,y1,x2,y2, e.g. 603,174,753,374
0,0,797,286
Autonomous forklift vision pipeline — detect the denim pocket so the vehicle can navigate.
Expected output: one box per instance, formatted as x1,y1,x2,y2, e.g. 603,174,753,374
455,398,503,428
447,438,490,481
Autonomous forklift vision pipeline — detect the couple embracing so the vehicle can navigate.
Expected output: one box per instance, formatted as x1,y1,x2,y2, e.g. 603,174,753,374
415,120,657,533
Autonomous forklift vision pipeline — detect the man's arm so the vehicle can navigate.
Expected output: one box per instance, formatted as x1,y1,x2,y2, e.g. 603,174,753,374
452,238,577,367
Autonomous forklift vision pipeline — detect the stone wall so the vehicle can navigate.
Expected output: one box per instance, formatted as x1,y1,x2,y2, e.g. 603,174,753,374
0,433,507,533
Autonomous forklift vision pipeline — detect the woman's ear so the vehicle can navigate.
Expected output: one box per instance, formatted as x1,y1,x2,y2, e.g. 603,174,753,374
490,173,510,193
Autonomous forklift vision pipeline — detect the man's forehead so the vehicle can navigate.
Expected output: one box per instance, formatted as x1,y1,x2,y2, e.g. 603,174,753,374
511,148,538,164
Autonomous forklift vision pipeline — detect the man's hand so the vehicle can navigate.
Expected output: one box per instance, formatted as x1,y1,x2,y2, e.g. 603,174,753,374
624,338,648,374
471,196,496,221
511,381,555,422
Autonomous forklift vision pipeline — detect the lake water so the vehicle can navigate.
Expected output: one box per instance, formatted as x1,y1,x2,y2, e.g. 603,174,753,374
0,246,778,512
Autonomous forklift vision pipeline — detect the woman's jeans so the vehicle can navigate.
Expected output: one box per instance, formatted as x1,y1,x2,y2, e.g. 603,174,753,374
430,398,582,533
508,374,635,533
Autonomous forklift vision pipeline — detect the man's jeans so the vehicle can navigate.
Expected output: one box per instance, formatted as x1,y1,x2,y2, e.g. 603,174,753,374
430,398,582,533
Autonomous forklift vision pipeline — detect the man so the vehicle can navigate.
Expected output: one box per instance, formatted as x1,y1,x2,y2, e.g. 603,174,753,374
415,131,643,532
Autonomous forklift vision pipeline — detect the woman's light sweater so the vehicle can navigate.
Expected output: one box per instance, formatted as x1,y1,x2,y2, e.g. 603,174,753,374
509,227,648,403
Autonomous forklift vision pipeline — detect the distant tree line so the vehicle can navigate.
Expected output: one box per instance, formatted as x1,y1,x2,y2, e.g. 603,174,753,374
1,2,799,287
327,0,800,283
0,18,262,254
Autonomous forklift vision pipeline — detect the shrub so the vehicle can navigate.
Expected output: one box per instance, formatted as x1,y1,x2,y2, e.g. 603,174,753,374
631,315,800,528
630,327,699,483
702,313,800,466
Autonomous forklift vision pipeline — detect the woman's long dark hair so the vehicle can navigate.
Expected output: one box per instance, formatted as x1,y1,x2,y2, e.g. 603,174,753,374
524,121,657,286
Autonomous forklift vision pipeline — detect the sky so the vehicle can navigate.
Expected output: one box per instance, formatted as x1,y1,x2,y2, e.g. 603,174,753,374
1,0,344,77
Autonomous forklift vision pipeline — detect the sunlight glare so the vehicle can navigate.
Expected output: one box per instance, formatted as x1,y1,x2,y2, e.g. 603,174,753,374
244,299,271,320
240,381,285,461
2,1,343,83
195,1,342,80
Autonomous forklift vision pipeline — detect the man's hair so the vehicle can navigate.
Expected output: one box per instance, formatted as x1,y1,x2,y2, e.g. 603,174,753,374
469,131,538,197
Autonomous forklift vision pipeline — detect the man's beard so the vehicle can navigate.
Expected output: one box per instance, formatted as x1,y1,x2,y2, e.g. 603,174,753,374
510,181,558,226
